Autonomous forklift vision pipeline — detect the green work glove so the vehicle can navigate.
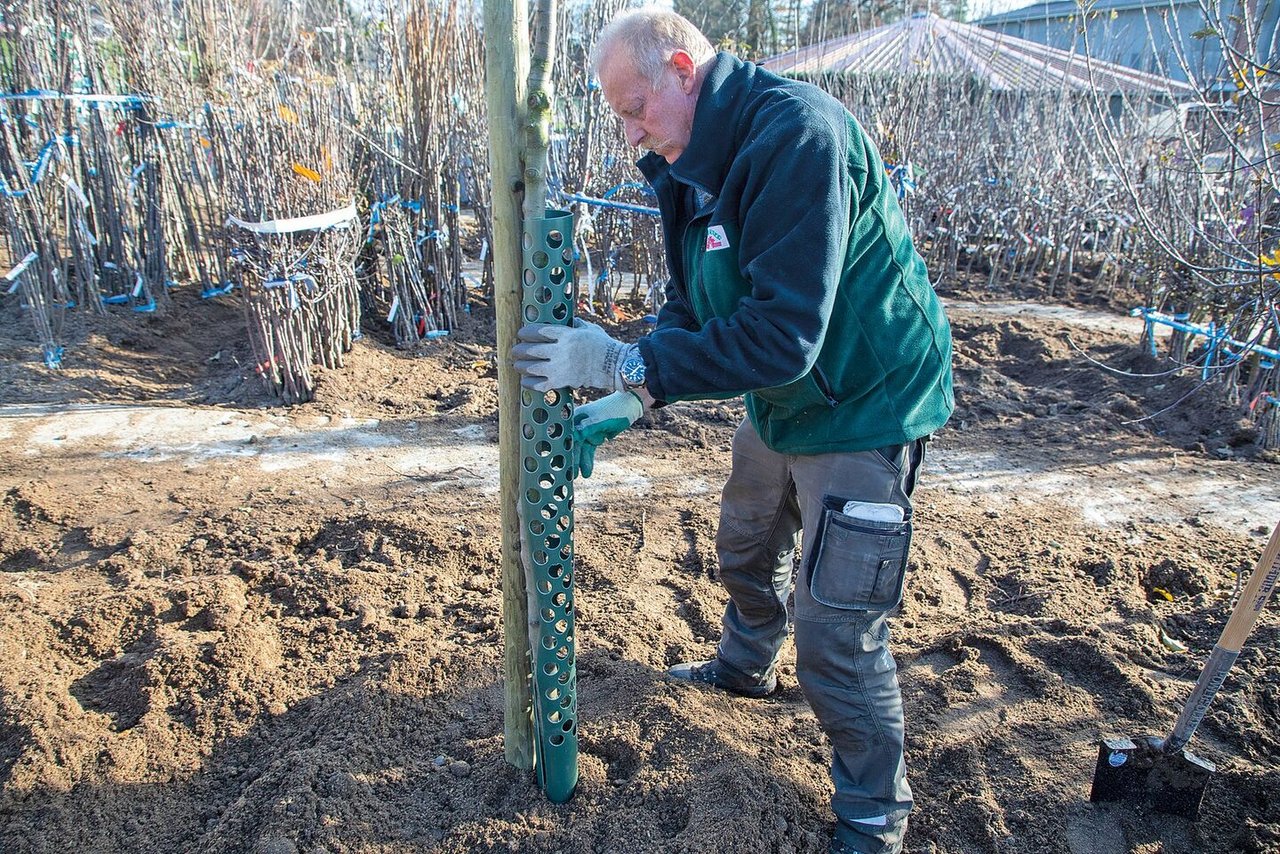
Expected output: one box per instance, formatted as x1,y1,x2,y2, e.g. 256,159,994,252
572,391,644,478
512,318,628,393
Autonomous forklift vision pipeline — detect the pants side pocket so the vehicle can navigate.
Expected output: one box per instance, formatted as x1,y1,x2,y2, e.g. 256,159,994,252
806,495,912,612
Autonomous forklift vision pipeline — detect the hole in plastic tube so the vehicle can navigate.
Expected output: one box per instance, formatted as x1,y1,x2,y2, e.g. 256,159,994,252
524,305,538,322
523,269,536,286
549,710,562,723
532,250,549,269
543,663,558,676
562,719,574,732
546,687,560,701
538,580,552,594
552,303,568,321
547,230,563,248
526,488,540,504
550,734,564,746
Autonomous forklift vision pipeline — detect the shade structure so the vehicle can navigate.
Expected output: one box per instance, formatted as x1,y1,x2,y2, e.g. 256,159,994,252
760,11,1194,96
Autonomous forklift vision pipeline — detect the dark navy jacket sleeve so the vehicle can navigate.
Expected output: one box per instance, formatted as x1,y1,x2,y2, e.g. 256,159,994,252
638,60,855,404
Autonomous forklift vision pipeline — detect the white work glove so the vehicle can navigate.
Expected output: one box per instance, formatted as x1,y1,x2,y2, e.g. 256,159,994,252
512,318,627,392
571,391,644,478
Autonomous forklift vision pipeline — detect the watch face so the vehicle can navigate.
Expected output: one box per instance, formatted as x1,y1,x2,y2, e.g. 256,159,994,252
621,355,646,387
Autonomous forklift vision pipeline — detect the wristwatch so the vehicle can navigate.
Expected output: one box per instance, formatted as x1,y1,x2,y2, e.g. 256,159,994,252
619,346,647,391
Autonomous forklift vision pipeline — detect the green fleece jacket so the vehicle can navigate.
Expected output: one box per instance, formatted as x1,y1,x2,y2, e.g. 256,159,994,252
635,52,953,454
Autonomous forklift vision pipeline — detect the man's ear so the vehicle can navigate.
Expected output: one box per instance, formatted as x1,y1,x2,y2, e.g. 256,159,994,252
670,50,697,92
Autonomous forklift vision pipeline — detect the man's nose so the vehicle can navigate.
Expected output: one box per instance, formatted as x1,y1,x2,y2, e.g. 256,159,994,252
624,119,645,148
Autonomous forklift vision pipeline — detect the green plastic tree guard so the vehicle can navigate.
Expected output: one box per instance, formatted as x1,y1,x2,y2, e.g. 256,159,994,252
520,208,578,803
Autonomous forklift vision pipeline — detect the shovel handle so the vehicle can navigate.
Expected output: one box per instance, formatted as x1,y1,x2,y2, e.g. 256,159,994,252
1165,520,1280,754
1219,520,1280,653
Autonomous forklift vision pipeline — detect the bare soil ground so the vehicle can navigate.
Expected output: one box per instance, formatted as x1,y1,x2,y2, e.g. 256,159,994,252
0,272,1277,854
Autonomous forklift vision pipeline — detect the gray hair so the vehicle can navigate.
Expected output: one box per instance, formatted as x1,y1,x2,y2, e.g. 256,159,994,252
590,7,715,89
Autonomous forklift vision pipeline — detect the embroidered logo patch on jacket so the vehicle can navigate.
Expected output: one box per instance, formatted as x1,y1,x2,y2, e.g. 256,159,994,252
705,225,730,252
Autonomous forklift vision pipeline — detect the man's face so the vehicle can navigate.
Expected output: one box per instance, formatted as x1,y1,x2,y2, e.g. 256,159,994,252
598,49,698,164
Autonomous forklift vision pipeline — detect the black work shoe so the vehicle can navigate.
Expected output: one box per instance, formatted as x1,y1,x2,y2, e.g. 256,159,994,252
666,659,777,698
830,816,907,854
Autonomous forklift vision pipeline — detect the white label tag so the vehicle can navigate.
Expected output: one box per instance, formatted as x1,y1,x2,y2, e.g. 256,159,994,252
705,224,729,252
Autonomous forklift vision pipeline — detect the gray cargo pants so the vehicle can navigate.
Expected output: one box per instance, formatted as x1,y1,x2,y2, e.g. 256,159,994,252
713,418,923,853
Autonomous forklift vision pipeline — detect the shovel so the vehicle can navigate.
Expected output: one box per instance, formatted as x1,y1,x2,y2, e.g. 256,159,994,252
1089,519,1280,819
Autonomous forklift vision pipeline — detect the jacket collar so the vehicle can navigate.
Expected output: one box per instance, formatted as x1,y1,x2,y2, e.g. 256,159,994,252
637,52,752,195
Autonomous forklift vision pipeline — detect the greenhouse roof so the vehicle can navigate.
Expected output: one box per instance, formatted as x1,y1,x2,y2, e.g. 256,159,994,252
759,11,1195,94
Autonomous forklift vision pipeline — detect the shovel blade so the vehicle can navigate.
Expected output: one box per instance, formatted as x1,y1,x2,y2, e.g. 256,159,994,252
1147,741,1215,820
1089,735,1216,820
1089,736,1144,804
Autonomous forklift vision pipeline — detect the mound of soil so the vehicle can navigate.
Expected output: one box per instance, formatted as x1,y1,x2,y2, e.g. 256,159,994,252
0,270,1277,854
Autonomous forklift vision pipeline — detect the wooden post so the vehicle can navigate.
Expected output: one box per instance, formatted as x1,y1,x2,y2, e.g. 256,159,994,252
484,0,534,771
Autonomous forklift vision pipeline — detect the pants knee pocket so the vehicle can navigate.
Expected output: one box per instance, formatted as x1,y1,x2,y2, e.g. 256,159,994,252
806,495,912,612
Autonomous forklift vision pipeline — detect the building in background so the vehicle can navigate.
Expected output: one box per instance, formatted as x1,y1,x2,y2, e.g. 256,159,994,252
974,0,1278,85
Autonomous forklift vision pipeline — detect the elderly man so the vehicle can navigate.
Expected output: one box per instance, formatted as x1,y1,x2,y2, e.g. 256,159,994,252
512,8,953,854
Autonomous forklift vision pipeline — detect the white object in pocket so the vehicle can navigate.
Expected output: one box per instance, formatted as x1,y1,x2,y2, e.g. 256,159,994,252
841,500,904,523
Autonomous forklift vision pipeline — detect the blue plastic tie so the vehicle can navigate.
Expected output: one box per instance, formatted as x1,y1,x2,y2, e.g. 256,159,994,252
42,344,63,370
202,281,236,299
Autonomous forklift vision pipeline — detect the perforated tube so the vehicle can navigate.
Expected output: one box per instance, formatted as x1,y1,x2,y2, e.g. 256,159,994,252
519,209,578,802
